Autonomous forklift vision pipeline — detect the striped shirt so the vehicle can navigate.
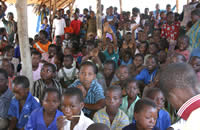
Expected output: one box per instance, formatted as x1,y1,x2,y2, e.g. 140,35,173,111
31,79,62,101
69,79,105,116
93,107,130,130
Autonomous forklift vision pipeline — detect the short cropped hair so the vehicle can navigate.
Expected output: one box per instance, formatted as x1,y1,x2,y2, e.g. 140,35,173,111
159,63,198,96
87,123,110,130
42,87,61,101
64,55,74,62
104,60,116,71
31,51,42,58
134,98,157,113
144,87,162,99
13,76,30,89
63,88,84,102
43,63,57,73
80,61,98,74
106,86,122,98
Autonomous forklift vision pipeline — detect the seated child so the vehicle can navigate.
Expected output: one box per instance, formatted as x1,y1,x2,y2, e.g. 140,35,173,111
42,44,57,64
57,87,94,130
25,88,63,129
8,76,40,129
32,63,62,101
0,69,14,129
87,123,110,130
69,61,105,117
93,86,129,129
123,98,159,130
129,54,145,78
158,50,167,65
58,55,79,87
31,51,43,81
175,35,190,61
135,42,148,56
170,53,187,64
120,79,140,122
189,56,200,81
135,55,159,85
120,51,133,66
144,88,171,130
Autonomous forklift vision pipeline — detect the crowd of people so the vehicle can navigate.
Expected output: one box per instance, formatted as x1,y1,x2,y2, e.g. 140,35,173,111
0,0,200,129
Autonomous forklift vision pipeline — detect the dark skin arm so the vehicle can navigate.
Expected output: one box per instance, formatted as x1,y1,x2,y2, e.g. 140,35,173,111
84,99,105,110
8,117,18,130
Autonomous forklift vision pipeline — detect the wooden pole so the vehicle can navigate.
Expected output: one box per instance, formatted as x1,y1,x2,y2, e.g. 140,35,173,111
15,0,33,88
176,0,179,12
119,0,122,14
96,0,102,40
187,0,190,4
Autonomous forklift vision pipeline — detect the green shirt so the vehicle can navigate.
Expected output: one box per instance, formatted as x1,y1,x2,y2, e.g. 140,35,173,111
120,96,140,122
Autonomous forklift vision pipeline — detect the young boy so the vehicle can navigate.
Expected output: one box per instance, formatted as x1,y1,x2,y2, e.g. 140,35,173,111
120,79,140,122
123,98,159,130
0,69,13,129
144,88,171,130
42,44,57,64
32,63,62,101
189,56,200,81
25,88,63,129
58,55,79,87
93,86,129,129
87,123,110,130
31,51,43,81
56,87,94,130
8,76,40,129
69,61,105,117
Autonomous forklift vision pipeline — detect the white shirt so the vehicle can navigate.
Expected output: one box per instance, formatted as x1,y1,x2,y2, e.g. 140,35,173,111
58,66,78,80
53,18,66,36
63,111,94,130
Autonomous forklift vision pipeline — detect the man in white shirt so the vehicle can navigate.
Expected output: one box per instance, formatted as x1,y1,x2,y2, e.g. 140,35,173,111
53,9,66,39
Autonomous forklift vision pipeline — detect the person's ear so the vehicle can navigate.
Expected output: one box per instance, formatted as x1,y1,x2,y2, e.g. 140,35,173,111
80,102,84,110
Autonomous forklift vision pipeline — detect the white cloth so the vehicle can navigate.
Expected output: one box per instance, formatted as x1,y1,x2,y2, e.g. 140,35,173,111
32,63,43,81
53,18,66,36
170,119,186,130
63,111,94,130
58,66,78,80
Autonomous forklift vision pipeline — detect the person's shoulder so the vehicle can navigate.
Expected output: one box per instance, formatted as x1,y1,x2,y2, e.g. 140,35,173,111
31,107,42,115
56,109,64,116
123,123,136,130
119,108,129,118
159,109,170,118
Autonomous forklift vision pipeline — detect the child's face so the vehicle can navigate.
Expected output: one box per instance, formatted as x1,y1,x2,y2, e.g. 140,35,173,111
105,90,122,113
41,65,54,80
138,44,147,55
1,61,13,76
63,57,73,69
32,54,41,67
48,47,57,58
0,73,8,93
123,54,131,63
158,51,167,64
117,67,129,81
107,44,114,55
43,92,60,114
126,82,139,99
103,63,114,78
79,65,96,89
146,57,157,72
64,48,72,55
190,57,200,72
61,95,84,121
134,56,144,68
178,37,189,51
151,91,165,110
135,106,158,130
149,44,158,55
13,84,29,100
39,32,46,41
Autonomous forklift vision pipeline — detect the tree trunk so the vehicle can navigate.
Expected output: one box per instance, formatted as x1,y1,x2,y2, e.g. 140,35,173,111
96,0,102,40
176,0,179,12
16,0,33,89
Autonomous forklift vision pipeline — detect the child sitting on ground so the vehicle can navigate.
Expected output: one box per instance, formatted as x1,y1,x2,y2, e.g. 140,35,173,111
57,87,94,130
93,86,129,129
120,79,140,122
189,56,200,81
58,55,79,87
120,51,133,66
25,88,63,129
144,88,171,130
123,98,159,130
69,61,105,117
42,44,57,64
31,51,43,81
87,123,110,130
8,76,40,129
32,63,62,101
175,35,190,61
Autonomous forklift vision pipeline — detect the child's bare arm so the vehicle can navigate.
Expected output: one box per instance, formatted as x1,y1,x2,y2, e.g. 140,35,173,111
8,117,17,130
84,99,105,110
1,0,7,13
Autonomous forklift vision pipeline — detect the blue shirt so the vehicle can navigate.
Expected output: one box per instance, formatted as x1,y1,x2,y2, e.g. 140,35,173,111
155,109,171,130
25,107,63,130
40,24,51,39
8,92,40,128
123,122,160,130
69,79,105,116
135,68,158,85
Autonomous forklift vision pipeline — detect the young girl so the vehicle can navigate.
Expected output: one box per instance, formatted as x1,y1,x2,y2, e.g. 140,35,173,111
42,44,57,64
120,79,140,122
123,98,159,130
25,88,63,129
175,35,190,61
120,51,133,66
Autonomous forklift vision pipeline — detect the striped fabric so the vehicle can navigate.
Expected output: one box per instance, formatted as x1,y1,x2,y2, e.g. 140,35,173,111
31,79,62,101
93,107,130,130
186,20,200,49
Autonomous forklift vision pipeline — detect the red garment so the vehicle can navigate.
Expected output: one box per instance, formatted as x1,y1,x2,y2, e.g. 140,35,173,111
70,20,82,35
161,22,180,40
175,49,190,60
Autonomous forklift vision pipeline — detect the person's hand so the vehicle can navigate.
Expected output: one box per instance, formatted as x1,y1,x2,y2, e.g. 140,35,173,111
122,42,128,49
56,116,67,129
128,42,134,48
92,48,99,57
77,85,87,97
132,24,140,31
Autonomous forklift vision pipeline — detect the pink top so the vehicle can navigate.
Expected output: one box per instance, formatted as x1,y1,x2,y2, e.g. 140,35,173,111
176,49,190,61
32,63,43,81
42,52,55,64
197,72,200,82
